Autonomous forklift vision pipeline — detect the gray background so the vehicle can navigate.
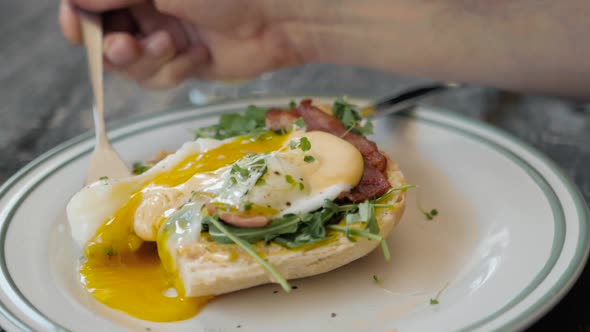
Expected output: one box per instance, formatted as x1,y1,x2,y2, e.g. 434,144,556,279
1,1,589,331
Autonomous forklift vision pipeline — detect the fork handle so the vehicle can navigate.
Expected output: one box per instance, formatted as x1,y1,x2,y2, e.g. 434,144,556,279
371,83,462,117
79,11,108,146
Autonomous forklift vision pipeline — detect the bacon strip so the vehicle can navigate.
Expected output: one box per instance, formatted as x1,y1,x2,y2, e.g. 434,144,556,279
264,100,391,202
292,100,391,202
265,108,299,131
337,163,391,202
296,99,388,173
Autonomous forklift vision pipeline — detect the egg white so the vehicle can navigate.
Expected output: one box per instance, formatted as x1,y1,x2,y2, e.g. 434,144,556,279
67,138,224,247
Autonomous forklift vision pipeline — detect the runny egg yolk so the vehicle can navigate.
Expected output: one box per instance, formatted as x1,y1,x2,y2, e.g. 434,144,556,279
80,132,288,322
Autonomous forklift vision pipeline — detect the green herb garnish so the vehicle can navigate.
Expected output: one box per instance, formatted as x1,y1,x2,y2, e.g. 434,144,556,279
219,154,268,203
132,162,153,175
422,208,439,220
284,174,305,191
285,174,296,186
375,185,416,203
298,137,311,151
332,97,374,137
195,105,269,139
303,155,315,163
289,137,312,151
373,274,381,286
99,176,109,181
326,225,381,241
293,118,306,129
430,283,449,305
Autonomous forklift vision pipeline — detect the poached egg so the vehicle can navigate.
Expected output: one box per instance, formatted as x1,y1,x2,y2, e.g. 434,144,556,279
67,130,363,322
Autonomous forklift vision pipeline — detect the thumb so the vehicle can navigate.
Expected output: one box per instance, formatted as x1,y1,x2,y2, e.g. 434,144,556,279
70,0,145,12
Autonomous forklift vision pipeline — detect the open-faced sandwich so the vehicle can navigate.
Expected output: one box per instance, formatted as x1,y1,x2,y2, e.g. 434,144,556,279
67,98,408,322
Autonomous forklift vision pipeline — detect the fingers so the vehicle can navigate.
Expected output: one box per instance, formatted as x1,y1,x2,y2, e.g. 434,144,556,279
103,29,201,88
104,32,142,66
140,45,210,89
115,30,178,81
70,0,145,12
59,0,81,44
129,3,191,52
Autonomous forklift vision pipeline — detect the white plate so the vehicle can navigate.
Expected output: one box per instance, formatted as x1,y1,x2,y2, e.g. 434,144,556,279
0,97,587,332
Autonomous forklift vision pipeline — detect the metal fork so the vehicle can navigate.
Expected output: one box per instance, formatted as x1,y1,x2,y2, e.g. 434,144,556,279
362,82,462,117
79,11,130,185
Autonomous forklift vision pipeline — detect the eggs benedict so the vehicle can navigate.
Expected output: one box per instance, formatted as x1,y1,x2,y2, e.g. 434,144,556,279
67,98,407,322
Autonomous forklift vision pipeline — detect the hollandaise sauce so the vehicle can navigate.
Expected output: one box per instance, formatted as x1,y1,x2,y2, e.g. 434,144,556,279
79,133,287,322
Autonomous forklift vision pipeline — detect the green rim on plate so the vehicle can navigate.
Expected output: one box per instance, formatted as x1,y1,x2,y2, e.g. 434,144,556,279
0,97,587,332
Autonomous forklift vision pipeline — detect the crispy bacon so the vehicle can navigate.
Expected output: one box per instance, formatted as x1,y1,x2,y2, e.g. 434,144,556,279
264,99,391,202
265,108,299,131
337,164,391,202
296,99,387,172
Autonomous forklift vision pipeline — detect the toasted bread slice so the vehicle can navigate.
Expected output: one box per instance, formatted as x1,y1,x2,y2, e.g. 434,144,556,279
176,156,406,297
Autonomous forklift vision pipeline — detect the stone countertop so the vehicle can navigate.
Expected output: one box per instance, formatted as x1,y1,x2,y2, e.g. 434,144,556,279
1,1,589,331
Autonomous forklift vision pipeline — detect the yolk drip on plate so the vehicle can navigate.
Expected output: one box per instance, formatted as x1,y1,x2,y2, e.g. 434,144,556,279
79,133,287,322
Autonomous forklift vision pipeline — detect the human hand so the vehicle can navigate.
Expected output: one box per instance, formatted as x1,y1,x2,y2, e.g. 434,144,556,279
61,0,590,98
59,0,310,88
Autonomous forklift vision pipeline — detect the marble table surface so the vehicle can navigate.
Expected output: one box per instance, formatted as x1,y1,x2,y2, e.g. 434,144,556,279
1,1,589,331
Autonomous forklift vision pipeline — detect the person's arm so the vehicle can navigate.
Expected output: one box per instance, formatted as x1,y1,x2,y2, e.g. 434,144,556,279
61,0,590,98
279,0,589,99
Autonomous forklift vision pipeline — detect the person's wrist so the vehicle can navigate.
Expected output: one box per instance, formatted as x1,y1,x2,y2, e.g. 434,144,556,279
260,0,357,64
263,0,457,74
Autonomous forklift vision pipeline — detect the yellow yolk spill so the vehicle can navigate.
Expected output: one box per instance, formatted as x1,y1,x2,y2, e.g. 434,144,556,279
80,133,287,322
81,243,212,322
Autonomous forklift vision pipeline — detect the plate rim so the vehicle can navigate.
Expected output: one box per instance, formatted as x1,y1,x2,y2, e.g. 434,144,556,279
0,96,587,332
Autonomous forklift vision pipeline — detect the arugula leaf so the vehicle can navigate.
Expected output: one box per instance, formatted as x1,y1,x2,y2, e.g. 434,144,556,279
195,105,269,139
204,214,301,244
327,225,382,241
203,216,292,292
206,199,342,249
373,184,417,203
332,97,374,137
380,240,391,261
